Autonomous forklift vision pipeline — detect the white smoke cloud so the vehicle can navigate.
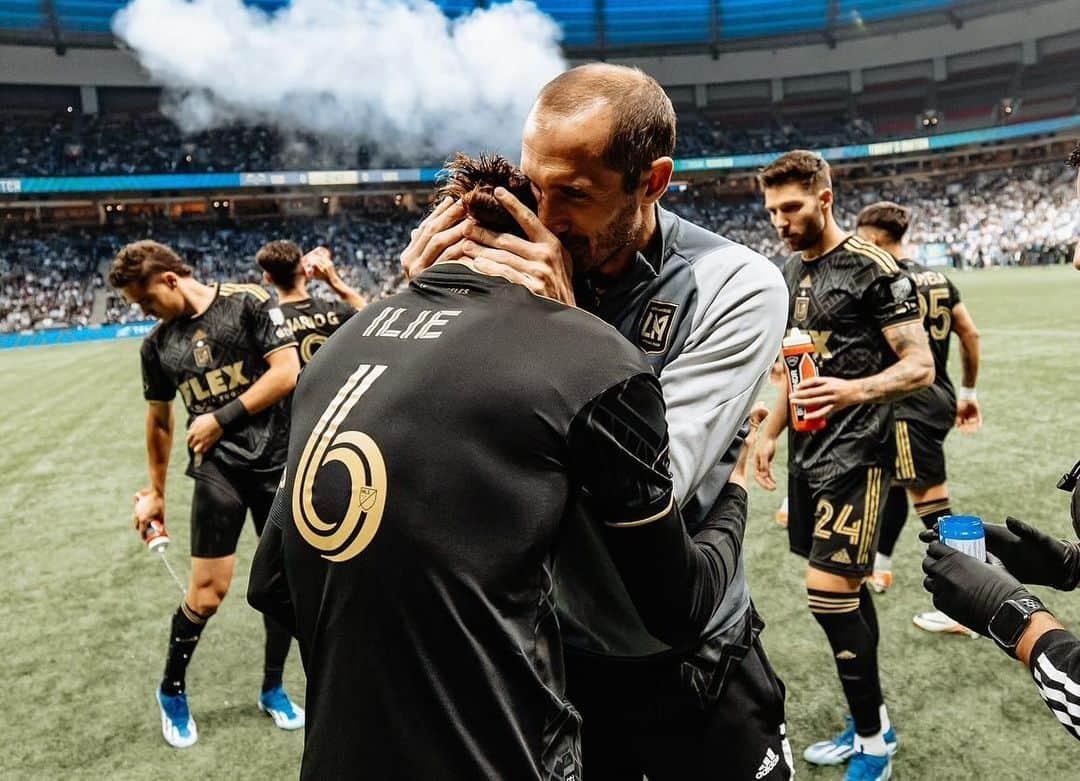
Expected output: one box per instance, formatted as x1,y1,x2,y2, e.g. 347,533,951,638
113,0,566,163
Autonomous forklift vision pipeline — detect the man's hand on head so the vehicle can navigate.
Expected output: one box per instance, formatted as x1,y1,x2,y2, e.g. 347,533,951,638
461,187,576,306
400,197,470,280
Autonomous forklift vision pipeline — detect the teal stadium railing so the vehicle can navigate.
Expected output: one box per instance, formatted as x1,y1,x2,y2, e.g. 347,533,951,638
1,113,1077,196
0,0,961,46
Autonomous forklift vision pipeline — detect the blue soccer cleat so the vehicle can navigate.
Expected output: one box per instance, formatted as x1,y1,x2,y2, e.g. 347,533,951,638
845,749,892,781
156,687,198,748
803,715,897,766
258,684,305,730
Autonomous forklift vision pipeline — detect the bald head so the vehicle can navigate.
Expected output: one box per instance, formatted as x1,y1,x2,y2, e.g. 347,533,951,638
530,63,676,192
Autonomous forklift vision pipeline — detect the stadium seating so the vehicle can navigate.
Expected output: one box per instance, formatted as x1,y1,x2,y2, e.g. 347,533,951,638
3,160,1075,333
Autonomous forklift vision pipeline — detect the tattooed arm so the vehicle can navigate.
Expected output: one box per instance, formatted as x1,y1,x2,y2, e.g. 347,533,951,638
860,319,935,403
789,319,933,418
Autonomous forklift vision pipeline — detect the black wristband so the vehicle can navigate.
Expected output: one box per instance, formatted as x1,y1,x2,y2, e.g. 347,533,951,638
212,399,248,431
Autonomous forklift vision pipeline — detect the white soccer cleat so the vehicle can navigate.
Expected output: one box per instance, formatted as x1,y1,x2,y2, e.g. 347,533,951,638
157,688,198,748
912,610,978,637
259,685,305,730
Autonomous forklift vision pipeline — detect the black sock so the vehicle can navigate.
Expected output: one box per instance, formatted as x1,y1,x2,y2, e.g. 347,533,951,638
859,583,880,647
876,486,909,559
161,602,209,697
914,499,952,530
809,589,883,736
262,613,292,693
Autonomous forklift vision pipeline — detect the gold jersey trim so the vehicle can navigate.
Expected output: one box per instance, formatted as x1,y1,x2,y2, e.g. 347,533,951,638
219,282,271,302
846,236,900,274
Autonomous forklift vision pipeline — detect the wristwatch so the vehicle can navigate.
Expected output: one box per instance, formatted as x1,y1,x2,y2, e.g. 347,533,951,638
988,597,1048,656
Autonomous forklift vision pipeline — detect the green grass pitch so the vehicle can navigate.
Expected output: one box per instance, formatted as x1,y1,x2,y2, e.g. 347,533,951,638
1,265,1076,779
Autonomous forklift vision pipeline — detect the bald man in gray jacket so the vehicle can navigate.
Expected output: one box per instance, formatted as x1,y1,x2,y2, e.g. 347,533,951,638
401,63,790,780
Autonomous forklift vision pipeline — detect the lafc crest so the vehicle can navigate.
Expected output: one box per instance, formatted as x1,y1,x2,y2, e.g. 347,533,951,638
794,295,810,323
639,300,678,355
192,329,213,368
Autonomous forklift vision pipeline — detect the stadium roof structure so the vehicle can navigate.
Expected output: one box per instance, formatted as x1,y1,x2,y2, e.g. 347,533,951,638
0,0,1057,55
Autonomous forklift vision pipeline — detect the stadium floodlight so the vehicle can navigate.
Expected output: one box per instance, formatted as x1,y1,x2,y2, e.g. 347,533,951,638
998,97,1022,121
917,110,942,130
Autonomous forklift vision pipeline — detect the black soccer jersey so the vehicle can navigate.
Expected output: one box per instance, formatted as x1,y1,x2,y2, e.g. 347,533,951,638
278,297,354,365
255,262,730,781
783,236,921,481
140,283,297,473
894,259,961,429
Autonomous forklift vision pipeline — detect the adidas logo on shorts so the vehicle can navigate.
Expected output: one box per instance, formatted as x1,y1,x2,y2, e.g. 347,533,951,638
756,747,780,778
830,549,852,564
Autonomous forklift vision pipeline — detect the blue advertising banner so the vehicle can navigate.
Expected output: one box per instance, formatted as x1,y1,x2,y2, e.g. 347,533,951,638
0,321,156,350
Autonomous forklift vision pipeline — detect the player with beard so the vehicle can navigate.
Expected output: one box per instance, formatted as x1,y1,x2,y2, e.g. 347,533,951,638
753,151,934,781
255,240,364,366
400,64,791,780
855,202,984,640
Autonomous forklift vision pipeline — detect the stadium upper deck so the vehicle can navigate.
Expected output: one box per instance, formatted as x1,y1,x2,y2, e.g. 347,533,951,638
0,0,1031,50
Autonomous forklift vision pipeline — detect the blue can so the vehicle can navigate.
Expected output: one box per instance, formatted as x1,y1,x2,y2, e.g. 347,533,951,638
938,515,986,561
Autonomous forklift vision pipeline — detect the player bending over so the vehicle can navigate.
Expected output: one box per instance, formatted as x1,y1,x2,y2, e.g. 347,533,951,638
111,241,302,748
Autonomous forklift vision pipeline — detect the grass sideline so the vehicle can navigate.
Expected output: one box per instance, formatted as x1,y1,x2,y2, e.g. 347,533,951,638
0,264,1076,779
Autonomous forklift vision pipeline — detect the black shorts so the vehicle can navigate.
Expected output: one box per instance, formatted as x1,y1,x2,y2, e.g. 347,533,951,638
893,418,949,490
189,458,282,558
565,609,793,781
788,466,889,578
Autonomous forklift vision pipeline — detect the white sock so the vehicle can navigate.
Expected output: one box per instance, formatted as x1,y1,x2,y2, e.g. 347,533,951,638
879,704,891,733
854,729,888,756
874,552,892,572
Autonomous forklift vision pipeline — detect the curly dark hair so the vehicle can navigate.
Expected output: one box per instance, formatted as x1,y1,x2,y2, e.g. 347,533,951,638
435,153,538,239
107,240,192,289
1067,140,1080,169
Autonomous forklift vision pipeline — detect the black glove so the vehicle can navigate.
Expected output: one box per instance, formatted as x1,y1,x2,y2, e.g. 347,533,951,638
922,541,1035,650
983,517,1080,591
1072,483,1080,540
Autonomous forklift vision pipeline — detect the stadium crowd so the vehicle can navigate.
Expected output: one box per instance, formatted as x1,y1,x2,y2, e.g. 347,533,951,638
673,162,1079,267
1,111,878,178
2,160,1076,333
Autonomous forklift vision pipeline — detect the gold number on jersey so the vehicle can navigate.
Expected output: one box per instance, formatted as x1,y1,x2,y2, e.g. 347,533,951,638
292,363,388,563
813,499,862,544
917,289,952,341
